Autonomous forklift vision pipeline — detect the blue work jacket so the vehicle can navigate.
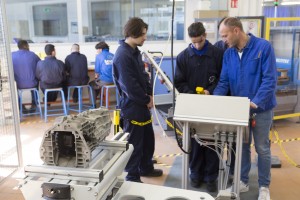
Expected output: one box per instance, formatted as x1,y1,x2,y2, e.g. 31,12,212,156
175,41,223,95
12,49,40,89
113,40,152,121
65,52,89,85
214,33,277,112
36,56,66,89
95,49,114,83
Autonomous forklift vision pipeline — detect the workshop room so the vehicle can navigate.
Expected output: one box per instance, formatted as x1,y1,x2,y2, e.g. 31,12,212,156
0,0,300,200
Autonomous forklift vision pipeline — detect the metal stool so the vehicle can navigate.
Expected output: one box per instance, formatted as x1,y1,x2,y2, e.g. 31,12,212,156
67,85,95,113
44,88,67,122
100,85,119,108
18,88,42,120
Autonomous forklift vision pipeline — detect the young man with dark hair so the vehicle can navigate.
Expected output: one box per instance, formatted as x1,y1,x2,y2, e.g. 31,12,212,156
12,39,40,113
174,21,223,192
89,41,114,105
36,44,67,102
113,17,163,183
214,17,277,200
65,44,89,103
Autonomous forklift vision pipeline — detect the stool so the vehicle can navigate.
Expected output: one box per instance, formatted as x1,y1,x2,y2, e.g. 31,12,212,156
18,88,43,120
100,85,119,108
44,88,67,122
67,85,95,113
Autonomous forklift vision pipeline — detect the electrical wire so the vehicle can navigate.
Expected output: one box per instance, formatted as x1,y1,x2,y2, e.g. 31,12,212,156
271,125,300,168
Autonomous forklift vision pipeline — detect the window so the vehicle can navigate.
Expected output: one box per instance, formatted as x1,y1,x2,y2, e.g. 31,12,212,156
33,4,68,36
6,0,185,43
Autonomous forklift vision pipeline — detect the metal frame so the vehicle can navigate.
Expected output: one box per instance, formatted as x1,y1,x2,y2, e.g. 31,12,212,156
173,94,250,199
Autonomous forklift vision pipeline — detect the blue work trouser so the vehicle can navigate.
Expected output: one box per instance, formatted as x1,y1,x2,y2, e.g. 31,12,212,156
123,118,155,181
189,138,219,182
241,109,273,188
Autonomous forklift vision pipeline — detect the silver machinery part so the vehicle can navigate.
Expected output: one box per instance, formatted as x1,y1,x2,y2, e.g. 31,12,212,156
19,107,215,200
19,108,133,200
174,93,250,200
40,108,112,168
112,181,215,200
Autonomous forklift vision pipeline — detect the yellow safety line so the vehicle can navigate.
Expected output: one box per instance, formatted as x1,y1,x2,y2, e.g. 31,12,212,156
273,112,300,120
156,162,172,168
271,129,300,168
165,119,183,136
154,153,182,159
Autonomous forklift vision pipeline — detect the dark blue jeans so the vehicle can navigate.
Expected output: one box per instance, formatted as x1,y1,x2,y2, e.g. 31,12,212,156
123,118,155,181
241,110,273,187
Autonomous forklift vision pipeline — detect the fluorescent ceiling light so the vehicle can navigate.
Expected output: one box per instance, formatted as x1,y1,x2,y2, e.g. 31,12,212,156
169,0,184,2
281,2,300,5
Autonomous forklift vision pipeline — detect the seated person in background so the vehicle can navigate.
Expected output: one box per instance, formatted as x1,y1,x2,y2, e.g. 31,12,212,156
65,44,89,103
89,41,114,105
36,44,67,102
12,40,40,113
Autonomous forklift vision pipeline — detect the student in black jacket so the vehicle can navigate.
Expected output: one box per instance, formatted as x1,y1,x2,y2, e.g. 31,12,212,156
113,17,163,183
65,44,89,103
36,44,67,102
174,22,223,192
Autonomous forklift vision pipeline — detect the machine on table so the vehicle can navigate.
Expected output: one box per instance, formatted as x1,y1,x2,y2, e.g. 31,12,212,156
19,108,215,200
173,94,250,200
19,108,132,200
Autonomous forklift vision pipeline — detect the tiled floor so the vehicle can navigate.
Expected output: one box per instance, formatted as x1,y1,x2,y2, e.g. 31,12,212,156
1,113,300,200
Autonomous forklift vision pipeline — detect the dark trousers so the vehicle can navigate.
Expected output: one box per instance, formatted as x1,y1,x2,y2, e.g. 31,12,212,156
41,89,58,102
189,138,219,182
18,89,37,109
89,80,113,104
123,118,155,181
72,88,78,100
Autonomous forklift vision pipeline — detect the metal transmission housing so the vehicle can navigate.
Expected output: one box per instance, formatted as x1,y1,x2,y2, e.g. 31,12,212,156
40,108,112,168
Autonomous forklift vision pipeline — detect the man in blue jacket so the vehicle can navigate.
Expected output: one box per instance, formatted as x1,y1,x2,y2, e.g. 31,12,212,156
65,44,89,103
89,41,114,105
214,17,277,200
113,17,163,183
36,44,67,102
12,40,40,112
175,22,223,192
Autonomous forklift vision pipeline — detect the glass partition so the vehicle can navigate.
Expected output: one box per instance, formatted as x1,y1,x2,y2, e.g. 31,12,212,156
6,0,185,43
265,17,300,115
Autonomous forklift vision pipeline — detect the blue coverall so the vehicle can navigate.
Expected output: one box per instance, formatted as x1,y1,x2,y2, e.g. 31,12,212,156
113,40,155,182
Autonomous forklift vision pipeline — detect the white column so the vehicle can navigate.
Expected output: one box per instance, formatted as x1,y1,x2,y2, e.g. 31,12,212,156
77,0,83,42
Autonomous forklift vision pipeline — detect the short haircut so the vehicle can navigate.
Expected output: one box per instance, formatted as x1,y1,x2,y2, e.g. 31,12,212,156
95,41,109,50
188,22,206,38
217,17,227,30
45,44,55,56
71,43,80,52
17,40,29,50
123,17,148,38
222,17,244,32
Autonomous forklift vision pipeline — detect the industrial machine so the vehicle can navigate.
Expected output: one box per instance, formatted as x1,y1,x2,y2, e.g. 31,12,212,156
265,17,300,116
19,108,215,200
19,108,133,200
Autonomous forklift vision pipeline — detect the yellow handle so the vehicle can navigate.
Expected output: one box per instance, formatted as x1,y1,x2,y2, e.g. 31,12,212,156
196,87,204,94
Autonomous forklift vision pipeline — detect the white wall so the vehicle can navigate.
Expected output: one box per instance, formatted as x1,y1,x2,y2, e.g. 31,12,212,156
228,0,263,17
